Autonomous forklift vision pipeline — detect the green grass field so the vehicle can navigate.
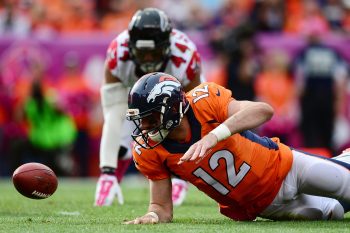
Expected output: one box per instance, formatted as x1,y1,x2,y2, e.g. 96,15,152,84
1,177,350,233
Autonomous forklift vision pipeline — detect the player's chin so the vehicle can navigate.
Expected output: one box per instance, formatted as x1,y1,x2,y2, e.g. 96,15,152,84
148,129,169,142
148,130,162,142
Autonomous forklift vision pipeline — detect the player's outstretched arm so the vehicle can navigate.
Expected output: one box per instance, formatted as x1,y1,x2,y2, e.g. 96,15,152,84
124,178,173,224
224,100,274,135
179,100,274,164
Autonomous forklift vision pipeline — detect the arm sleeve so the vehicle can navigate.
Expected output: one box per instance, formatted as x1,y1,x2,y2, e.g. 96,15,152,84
202,82,234,123
212,83,234,123
132,147,171,180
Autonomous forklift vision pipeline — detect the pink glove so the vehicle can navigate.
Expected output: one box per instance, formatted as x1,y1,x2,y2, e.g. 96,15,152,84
172,178,188,206
94,174,124,206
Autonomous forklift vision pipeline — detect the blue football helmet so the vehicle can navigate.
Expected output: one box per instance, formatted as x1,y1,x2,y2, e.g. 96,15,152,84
127,72,189,148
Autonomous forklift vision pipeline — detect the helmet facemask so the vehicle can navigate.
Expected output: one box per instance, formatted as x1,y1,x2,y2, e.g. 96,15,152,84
129,39,170,73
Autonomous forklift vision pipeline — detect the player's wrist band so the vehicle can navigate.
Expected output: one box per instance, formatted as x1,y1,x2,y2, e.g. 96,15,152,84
145,211,159,222
210,124,231,142
101,166,116,175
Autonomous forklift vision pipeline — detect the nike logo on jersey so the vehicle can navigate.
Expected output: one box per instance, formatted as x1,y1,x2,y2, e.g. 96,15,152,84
216,89,220,96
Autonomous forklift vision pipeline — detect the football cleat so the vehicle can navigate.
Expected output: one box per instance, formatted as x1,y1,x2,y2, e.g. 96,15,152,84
171,178,188,206
94,174,124,206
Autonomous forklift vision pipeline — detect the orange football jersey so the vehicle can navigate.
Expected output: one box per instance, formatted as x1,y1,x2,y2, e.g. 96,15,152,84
132,82,293,220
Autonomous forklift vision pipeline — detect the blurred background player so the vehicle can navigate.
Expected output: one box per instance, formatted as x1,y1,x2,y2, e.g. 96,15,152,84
94,8,204,206
293,29,348,154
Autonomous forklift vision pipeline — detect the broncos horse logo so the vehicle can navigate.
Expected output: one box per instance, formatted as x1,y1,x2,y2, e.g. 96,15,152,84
147,80,181,103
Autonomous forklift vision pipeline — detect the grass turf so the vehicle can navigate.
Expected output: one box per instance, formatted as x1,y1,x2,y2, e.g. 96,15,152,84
1,177,350,233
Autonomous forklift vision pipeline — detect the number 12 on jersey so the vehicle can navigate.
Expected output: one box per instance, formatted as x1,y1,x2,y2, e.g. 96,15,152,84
192,85,209,103
193,150,251,195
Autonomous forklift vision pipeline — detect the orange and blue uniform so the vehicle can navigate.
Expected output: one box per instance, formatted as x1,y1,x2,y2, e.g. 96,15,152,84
132,82,293,221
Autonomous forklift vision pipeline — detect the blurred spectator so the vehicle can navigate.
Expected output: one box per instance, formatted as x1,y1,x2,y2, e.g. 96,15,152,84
30,0,66,35
218,0,253,29
0,0,31,37
323,0,345,31
30,3,57,37
180,3,212,30
99,0,138,34
207,0,254,50
0,40,48,176
60,1,98,33
156,0,196,30
342,1,350,33
0,77,26,176
224,23,259,101
31,0,98,35
21,64,77,176
285,0,329,35
293,32,348,153
333,74,350,153
56,52,96,176
254,49,301,147
251,0,285,32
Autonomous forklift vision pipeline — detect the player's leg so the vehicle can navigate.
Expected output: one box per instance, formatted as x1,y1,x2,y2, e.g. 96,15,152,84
96,120,133,206
260,194,343,220
115,147,132,182
260,153,344,220
115,119,134,182
332,148,350,164
292,149,350,207
331,148,350,211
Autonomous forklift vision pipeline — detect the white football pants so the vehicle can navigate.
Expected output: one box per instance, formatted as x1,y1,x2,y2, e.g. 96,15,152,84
260,149,350,220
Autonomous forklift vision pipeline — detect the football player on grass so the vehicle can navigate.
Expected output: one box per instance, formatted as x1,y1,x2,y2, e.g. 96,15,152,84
124,72,350,223
95,8,204,207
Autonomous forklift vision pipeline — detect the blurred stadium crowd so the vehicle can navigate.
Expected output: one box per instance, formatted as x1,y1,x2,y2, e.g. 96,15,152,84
0,0,350,177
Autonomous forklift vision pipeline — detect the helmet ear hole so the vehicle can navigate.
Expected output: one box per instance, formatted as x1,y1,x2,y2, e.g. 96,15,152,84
165,120,173,129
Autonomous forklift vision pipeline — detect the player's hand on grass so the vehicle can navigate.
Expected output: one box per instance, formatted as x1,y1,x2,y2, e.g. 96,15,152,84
94,174,124,206
124,212,159,224
178,133,217,164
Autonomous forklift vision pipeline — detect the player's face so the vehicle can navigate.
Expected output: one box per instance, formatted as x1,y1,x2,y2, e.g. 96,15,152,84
133,48,164,64
131,46,168,73
139,111,161,134
135,111,169,147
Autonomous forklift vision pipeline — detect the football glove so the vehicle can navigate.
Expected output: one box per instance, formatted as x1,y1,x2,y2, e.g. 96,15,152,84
171,178,188,206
